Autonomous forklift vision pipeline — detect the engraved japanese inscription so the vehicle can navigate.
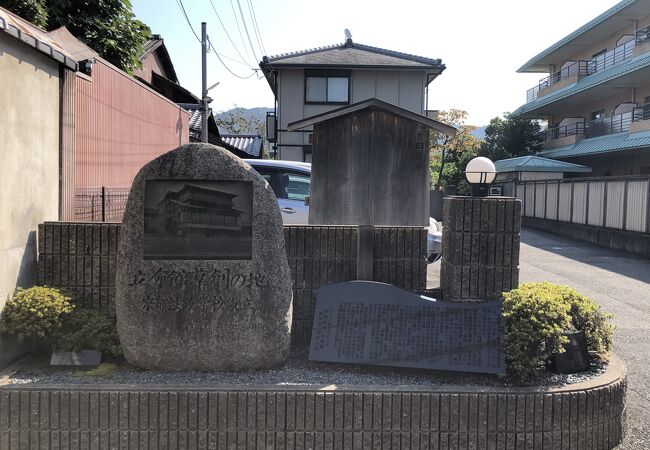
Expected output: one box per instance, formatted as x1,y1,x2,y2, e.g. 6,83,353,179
309,281,505,374
143,180,252,260
115,143,292,371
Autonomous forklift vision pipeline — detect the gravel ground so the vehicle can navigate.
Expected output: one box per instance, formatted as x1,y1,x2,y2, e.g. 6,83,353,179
10,347,605,388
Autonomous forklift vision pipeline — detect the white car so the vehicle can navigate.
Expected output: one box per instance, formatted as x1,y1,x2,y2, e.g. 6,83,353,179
245,159,442,263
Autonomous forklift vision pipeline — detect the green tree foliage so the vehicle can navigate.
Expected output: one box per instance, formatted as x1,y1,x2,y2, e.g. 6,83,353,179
429,109,481,193
479,113,542,161
0,0,151,73
216,110,265,135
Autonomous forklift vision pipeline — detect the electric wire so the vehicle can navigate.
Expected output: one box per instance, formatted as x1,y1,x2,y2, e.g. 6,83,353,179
247,0,267,57
175,0,201,43
235,0,260,63
229,0,253,64
208,0,253,66
208,38,256,79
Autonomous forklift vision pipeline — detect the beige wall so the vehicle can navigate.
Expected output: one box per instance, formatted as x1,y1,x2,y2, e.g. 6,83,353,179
0,33,60,309
276,68,428,161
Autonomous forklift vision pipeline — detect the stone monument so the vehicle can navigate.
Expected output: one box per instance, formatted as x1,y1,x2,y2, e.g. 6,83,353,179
115,143,292,370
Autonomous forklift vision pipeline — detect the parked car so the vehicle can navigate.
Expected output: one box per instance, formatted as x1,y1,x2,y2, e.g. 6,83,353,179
245,159,441,263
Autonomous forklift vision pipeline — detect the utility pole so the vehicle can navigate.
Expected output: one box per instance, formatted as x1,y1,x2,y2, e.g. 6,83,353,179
201,22,209,143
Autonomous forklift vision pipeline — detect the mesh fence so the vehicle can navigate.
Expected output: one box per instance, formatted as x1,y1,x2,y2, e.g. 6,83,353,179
74,187,130,222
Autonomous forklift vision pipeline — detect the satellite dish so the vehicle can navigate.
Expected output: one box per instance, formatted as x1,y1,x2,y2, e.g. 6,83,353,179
344,29,352,41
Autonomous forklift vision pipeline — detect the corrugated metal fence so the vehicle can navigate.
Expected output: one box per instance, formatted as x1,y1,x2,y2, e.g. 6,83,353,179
515,176,650,233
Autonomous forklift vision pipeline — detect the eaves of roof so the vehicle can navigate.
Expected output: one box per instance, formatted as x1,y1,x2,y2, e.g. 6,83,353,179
518,0,638,72
536,129,650,158
511,52,650,117
0,7,77,70
287,98,457,137
494,155,591,173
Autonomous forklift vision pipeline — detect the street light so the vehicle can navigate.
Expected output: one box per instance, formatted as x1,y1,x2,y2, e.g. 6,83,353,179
465,157,496,197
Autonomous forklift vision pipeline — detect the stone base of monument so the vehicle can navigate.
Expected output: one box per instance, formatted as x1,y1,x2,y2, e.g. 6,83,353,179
50,350,101,367
0,355,626,449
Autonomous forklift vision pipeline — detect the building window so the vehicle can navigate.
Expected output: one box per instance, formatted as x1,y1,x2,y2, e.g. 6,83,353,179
591,109,605,121
305,70,350,104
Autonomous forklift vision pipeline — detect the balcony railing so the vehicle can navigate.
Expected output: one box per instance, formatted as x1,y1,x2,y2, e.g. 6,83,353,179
541,103,650,144
544,122,585,141
585,111,633,138
636,25,650,46
526,38,637,102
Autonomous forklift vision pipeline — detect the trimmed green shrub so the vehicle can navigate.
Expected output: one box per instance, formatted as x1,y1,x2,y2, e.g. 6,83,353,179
53,308,122,357
502,282,614,381
0,287,73,342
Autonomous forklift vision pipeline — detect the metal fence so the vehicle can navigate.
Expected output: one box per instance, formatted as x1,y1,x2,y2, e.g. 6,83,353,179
515,176,650,233
74,187,130,222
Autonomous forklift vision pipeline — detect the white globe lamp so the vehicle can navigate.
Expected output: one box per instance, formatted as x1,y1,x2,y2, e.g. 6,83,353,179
465,157,496,197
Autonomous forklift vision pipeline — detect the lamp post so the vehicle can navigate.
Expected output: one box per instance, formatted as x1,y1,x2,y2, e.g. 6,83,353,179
465,157,496,197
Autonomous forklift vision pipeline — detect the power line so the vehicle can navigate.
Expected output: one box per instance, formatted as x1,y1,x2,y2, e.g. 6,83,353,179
229,0,252,64
175,0,201,43
208,0,253,66
247,0,267,57
235,0,260,63
208,38,256,79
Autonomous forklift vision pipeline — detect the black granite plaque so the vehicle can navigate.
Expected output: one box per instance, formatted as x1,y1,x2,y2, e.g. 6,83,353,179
143,180,253,260
309,281,505,374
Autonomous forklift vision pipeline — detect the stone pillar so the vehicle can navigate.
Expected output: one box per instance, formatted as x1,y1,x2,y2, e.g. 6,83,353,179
441,196,521,302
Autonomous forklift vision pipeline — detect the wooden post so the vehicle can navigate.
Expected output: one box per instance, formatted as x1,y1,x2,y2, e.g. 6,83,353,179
356,225,374,281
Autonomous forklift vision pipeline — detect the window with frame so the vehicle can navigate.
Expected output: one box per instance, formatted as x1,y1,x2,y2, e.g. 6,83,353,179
305,71,350,104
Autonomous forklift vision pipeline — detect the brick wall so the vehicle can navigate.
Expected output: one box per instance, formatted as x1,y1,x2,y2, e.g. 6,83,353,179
36,223,427,343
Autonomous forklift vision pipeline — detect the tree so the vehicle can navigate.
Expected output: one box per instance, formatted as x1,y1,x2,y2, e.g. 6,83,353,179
0,0,151,73
479,113,542,162
430,109,481,191
216,110,265,135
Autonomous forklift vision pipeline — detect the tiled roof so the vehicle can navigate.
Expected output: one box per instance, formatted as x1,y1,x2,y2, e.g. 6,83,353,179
512,52,650,117
494,155,591,173
220,134,264,157
0,6,77,69
537,130,650,158
263,39,444,69
518,0,639,72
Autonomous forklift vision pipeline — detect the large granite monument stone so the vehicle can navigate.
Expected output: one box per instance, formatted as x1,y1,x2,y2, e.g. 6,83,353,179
116,143,292,370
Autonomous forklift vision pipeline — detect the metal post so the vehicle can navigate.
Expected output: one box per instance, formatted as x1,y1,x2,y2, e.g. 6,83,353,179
101,186,106,222
201,22,209,143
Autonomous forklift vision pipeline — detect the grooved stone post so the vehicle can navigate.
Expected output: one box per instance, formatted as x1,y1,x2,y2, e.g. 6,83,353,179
441,196,521,302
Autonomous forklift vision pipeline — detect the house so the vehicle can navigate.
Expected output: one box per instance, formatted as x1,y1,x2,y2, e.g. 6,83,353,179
511,0,650,176
259,35,446,161
220,134,265,159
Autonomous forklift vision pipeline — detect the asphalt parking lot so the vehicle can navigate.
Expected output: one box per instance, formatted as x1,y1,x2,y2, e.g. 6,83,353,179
428,228,650,449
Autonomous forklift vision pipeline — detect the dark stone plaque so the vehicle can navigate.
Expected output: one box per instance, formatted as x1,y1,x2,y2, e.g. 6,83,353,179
309,281,505,374
144,180,253,260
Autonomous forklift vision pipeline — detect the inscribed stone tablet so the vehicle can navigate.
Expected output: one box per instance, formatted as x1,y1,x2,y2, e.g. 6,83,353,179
309,281,505,374
116,143,293,371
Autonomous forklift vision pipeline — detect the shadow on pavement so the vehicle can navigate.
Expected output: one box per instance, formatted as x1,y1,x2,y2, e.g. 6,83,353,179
521,227,650,284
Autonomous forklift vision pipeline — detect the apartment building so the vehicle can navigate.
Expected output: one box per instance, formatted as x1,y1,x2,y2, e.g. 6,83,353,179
259,35,445,162
511,0,650,176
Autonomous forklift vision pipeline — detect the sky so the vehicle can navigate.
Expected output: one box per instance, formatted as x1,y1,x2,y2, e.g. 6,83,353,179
132,0,622,126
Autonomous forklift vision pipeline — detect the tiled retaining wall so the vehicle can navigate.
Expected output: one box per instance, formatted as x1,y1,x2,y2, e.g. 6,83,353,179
36,223,428,343
0,359,627,450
